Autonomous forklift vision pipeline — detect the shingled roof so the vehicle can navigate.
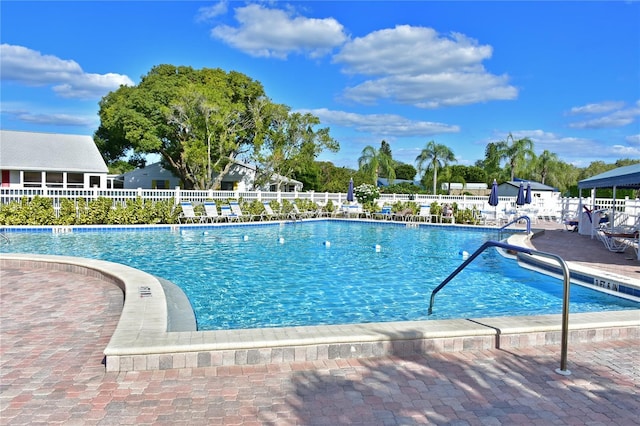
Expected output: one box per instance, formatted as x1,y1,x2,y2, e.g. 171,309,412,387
0,130,108,173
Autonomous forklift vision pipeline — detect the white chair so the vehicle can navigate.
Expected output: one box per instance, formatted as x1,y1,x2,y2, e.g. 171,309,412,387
178,202,203,223
261,202,284,220
221,205,241,222
408,205,431,222
203,201,221,223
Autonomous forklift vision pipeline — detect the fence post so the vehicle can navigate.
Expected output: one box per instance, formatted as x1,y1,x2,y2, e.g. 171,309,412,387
174,186,181,205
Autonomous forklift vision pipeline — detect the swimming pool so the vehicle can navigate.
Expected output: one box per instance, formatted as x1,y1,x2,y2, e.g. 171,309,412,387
2,221,638,330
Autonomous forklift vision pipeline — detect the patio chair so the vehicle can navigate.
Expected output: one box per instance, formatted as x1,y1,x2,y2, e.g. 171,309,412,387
178,202,204,223
261,202,284,220
220,204,241,222
230,201,258,221
440,204,455,224
409,205,432,222
203,201,222,223
598,229,638,253
372,205,393,220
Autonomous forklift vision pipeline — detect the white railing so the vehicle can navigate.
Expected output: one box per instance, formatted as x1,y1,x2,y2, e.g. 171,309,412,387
1,187,638,221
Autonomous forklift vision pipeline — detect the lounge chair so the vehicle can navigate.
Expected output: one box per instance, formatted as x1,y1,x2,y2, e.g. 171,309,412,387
261,202,284,220
345,204,369,219
291,204,312,219
178,201,203,223
599,229,639,253
230,201,258,221
220,204,241,222
372,205,393,220
203,201,221,223
408,205,432,222
440,204,455,224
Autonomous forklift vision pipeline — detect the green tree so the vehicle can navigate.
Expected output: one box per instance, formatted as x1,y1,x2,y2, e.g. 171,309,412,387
394,163,417,181
415,140,456,195
495,133,535,181
95,65,267,190
358,145,395,185
253,104,339,191
535,150,559,185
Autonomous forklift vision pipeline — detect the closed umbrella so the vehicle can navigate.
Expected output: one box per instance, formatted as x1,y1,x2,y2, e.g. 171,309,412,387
347,178,354,202
525,182,532,204
488,179,499,222
516,182,526,206
488,179,499,207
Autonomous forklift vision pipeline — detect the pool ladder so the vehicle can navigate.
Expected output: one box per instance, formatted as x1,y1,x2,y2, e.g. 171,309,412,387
499,215,531,235
428,240,572,376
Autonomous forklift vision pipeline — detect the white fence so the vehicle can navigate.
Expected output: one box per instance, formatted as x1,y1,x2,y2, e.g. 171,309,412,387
1,187,639,221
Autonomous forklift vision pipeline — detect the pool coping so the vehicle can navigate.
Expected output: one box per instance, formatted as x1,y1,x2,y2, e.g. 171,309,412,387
2,249,639,372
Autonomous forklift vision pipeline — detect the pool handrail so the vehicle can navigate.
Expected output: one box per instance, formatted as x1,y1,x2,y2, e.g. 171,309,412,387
428,240,572,375
499,215,531,234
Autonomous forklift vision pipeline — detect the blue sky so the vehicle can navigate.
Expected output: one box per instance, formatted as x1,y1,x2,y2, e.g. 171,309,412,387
2,1,639,170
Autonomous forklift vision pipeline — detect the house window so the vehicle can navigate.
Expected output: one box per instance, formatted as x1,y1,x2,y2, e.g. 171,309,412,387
89,175,101,188
67,173,84,188
220,181,234,191
46,172,64,188
24,171,42,187
152,180,169,189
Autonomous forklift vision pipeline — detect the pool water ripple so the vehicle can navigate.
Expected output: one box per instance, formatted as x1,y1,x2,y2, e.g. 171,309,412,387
2,221,637,330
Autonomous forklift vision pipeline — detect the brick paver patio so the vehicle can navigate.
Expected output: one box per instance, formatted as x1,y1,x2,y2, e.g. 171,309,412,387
1,259,638,425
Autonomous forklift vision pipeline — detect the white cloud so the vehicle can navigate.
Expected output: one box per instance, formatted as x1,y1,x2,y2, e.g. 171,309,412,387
0,44,134,99
567,100,640,129
210,4,347,59
302,108,460,137
196,1,228,22
568,101,625,115
626,134,640,145
1,108,97,127
333,25,517,108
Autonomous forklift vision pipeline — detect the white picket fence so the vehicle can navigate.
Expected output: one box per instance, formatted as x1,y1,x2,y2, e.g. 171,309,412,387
1,187,638,222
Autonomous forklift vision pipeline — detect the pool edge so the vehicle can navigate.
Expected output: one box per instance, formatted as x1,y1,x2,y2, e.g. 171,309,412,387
2,253,638,372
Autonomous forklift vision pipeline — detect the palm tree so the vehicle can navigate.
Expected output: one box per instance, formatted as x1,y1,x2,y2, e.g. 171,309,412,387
415,140,456,195
496,133,535,181
536,150,559,185
358,145,395,185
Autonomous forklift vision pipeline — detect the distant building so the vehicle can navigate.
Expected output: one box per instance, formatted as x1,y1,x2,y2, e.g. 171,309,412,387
497,180,559,204
117,161,303,192
0,130,109,189
441,182,489,196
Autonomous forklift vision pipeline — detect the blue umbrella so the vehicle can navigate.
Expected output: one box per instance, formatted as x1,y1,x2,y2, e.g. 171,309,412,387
347,178,354,202
525,182,532,204
488,179,499,207
516,182,526,206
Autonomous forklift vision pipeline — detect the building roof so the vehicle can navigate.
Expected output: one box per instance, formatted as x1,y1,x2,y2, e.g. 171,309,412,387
578,163,640,190
0,130,108,173
500,180,556,192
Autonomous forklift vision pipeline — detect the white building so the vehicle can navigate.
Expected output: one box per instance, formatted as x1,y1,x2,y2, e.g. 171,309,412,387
118,161,303,192
0,130,109,189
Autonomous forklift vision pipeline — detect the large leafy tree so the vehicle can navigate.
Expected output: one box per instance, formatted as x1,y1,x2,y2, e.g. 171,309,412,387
252,104,339,191
495,133,535,181
394,163,417,181
358,145,395,185
95,65,267,190
534,150,559,185
415,140,456,194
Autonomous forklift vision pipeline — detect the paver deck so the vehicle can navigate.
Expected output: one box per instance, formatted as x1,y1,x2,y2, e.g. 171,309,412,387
1,221,639,425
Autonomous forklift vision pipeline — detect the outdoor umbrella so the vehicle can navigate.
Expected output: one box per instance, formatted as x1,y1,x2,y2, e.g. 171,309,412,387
488,179,499,207
347,178,354,202
516,182,526,206
525,182,532,204
488,179,499,221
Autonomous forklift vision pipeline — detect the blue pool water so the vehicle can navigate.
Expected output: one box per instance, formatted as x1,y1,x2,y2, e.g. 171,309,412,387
1,221,638,330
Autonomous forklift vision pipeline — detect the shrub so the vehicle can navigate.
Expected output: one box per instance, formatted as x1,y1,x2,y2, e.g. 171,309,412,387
353,184,380,205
